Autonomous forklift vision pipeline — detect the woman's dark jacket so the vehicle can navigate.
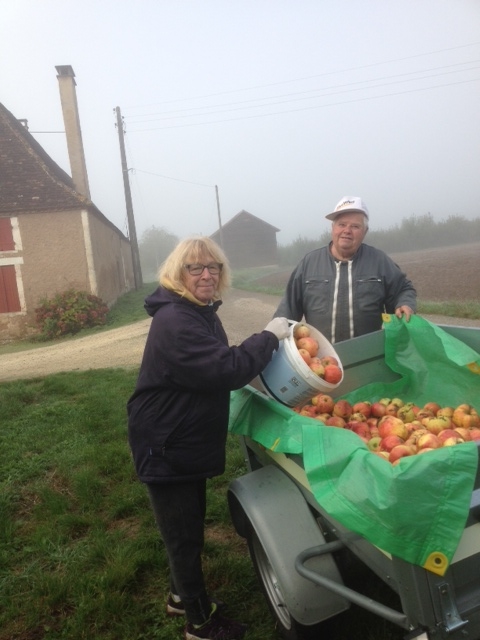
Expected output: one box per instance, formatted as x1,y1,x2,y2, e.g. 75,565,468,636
127,286,279,484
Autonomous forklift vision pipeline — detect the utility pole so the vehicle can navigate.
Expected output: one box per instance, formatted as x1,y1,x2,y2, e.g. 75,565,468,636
115,106,143,289
215,185,224,250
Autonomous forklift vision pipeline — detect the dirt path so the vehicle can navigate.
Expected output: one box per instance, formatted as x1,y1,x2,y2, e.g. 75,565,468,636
0,289,479,383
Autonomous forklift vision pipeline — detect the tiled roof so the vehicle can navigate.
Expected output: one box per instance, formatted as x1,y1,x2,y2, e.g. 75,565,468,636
0,102,90,213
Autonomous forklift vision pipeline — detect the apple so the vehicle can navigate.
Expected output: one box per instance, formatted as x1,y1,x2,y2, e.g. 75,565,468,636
378,416,408,440
437,406,454,419
384,403,399,416
452,409,467,428
417,409,435,422
297,348,312,365
323,364,343,384
348,421,370,438
325,416,346,428
380,434,405,452
397,403,416,423
389,444,415,464
379,398,392,406
333,399,352,420
469,427,480,441
456,403,472,413
424,415,453,435
315,413,332,423
374,451,390,461
437,428,463,444
423,401,441,415
390,398,405,408
442,436,464,447
461,413,480,429
311,393,335,413
299,405,317,417
293,323,310,340
371,402,387,418
417,447,435,455
454,427,471,441
353,401,372,419
296,337,319,357
367,436,382,452
319,355,339,367
417,432,441,450
309,360,325,377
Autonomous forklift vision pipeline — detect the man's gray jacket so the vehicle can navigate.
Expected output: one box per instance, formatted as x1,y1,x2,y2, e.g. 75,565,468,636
274,242,417,343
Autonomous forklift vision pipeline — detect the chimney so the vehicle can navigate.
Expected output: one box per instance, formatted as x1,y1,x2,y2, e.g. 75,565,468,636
55,65,91,199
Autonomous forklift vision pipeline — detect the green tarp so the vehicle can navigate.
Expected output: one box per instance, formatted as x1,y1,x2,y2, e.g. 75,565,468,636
229,315,480,573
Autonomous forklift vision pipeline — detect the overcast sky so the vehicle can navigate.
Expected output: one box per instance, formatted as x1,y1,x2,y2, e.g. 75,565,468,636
1,1,479,245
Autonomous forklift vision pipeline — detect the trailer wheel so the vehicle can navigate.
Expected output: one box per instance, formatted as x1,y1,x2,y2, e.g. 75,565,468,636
247,524,324,640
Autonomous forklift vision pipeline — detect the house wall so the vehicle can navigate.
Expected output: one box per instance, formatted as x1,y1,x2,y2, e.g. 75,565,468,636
86,210,135,305
0,209,135,341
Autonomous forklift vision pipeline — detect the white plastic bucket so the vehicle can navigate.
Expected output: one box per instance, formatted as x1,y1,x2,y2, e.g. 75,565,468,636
259,321,344,407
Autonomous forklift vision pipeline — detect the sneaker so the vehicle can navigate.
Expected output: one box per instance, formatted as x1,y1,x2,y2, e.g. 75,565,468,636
167,593,227,617
184,609,247,640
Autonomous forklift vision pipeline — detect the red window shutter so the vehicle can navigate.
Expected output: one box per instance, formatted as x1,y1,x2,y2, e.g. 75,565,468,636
0,218,15,251
0,265,21,313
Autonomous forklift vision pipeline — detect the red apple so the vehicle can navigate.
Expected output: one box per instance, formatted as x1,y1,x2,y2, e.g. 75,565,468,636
389,444,415,464
380,434,405,452
437,428,463,444
454,427,471,441
469,427,480,441
348,421,370,438
378,416,408,440
311,393,335,414
333,399,352,420
323,364,343,384
371,402,387,418
296,337,319,358
423,401,441,415
353,401,372,419
442,436,464,447
417,432,441,450
325,416,346,428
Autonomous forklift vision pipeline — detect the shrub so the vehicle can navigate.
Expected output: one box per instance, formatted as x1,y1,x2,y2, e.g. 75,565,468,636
35,289,110,340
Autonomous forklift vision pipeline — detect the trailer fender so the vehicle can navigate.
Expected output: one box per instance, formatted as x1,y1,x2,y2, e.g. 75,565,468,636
228,465,349,625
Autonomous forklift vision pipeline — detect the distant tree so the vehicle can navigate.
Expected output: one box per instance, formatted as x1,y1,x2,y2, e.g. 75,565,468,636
138,226,179,281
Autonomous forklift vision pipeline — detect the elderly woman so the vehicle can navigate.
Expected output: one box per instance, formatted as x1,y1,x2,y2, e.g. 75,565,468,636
127,236,288,640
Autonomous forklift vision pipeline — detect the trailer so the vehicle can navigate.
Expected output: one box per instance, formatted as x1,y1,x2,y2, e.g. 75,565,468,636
228,323,480,640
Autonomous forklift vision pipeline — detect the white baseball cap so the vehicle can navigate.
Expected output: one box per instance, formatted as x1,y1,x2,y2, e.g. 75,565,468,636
326,196,369,221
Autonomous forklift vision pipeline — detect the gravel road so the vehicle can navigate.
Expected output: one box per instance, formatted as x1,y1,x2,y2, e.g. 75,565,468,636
1,289,479,383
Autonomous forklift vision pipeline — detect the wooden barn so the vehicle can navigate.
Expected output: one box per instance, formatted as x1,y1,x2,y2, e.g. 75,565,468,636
210,210,279,268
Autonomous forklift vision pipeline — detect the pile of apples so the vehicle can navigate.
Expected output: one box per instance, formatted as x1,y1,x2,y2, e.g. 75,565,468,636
293,323,342,384
293,394,480,464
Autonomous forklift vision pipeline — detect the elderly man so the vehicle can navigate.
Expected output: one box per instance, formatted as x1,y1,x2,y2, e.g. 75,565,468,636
274,196,417,343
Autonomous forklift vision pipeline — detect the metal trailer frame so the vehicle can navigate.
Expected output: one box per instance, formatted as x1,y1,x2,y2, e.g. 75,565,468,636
228,325,480,640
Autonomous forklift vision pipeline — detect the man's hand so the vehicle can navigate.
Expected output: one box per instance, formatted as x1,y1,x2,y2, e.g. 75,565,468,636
395,305,415,322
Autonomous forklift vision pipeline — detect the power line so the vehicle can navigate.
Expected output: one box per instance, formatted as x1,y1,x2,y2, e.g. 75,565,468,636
127,76,480,132
125,60,480,122
123,41,480,112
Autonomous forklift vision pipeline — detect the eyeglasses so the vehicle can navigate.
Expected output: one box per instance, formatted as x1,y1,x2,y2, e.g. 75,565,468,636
184,263,223,276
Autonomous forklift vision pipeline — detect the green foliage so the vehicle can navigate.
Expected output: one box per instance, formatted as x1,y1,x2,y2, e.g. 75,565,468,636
138,225,179,281
35,289,110,340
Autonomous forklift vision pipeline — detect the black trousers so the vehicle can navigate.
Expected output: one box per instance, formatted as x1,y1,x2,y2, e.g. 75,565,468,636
147,480,212,625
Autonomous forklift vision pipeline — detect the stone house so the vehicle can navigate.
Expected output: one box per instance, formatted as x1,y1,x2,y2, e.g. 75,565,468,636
0,101,135,341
